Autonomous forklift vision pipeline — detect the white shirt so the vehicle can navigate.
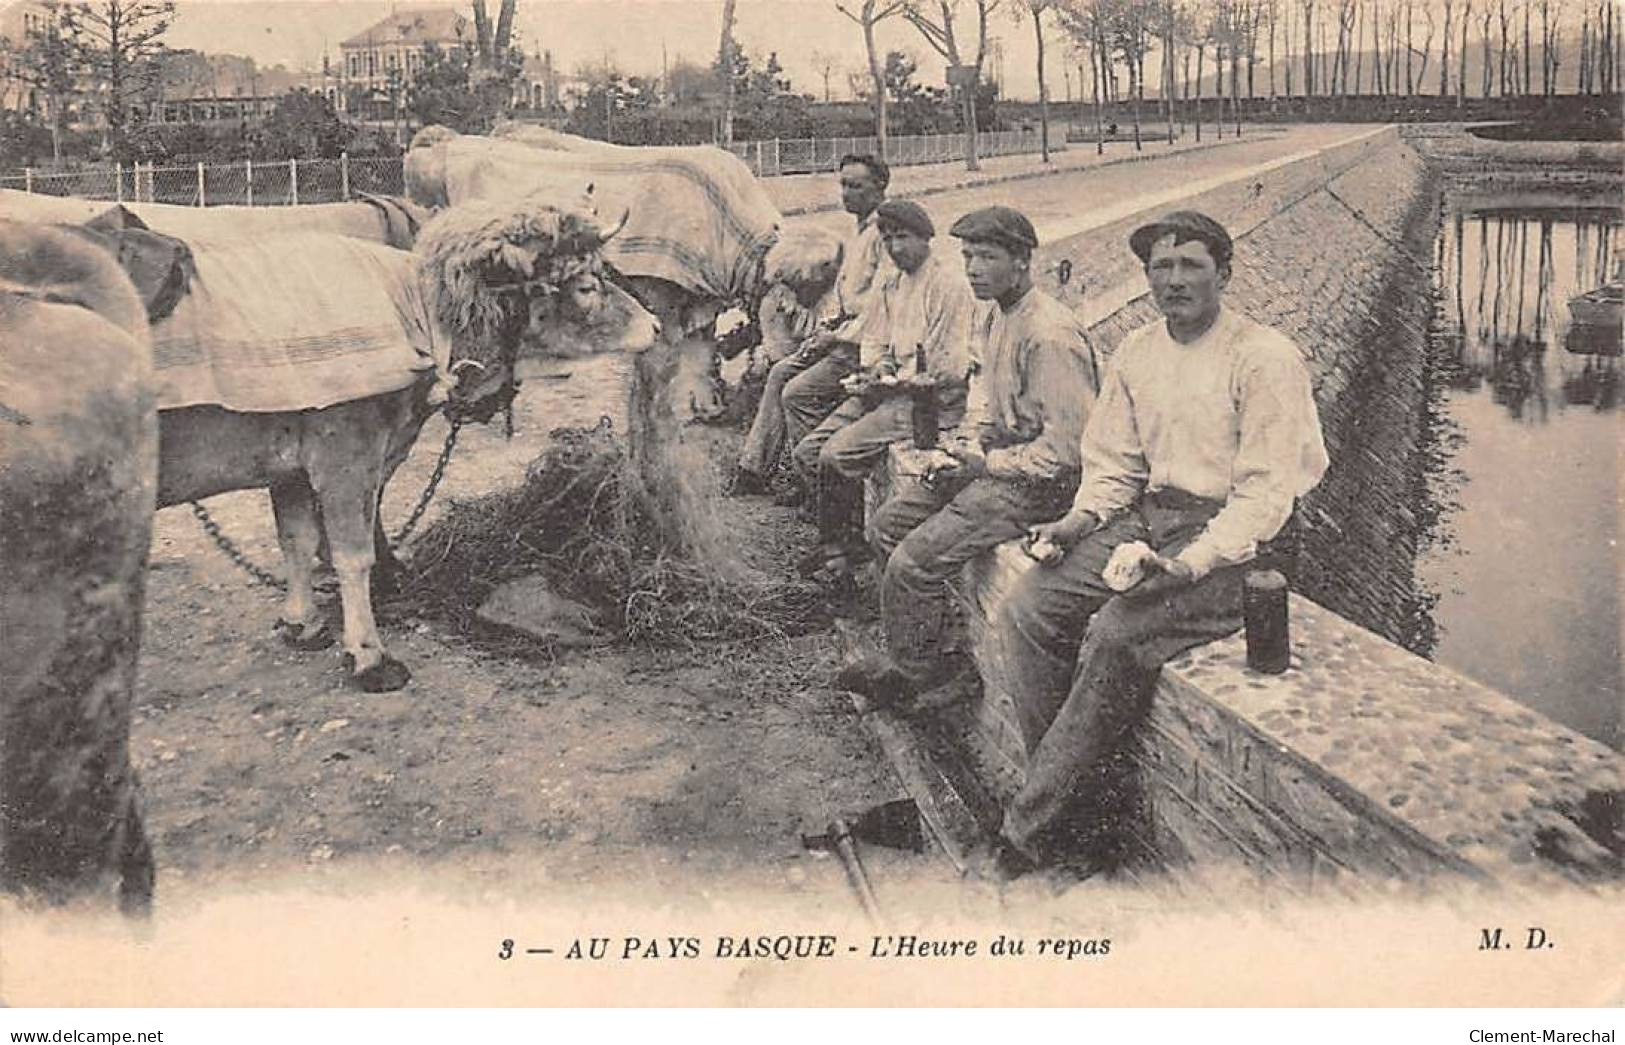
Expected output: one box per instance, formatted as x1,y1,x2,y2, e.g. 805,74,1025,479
855,249,975,377
1071,306,1330,577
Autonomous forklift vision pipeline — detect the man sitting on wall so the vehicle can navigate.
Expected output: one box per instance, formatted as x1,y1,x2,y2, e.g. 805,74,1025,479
981,210,1330,881
791,199,976,589
733,153,894,503
837,205,1100,708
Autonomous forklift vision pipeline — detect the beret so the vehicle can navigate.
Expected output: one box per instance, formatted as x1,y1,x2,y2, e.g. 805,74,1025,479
874,199,935,238
949,205,1039,253
1128,209,1234,266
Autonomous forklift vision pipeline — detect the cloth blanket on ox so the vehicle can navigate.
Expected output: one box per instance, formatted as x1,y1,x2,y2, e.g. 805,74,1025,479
150,231,450,413
426,133,780,306
0,189,420,249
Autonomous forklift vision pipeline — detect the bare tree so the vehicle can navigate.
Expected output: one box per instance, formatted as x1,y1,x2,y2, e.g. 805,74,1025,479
1522,0,1532,93
61,0,174,161
1480,3,1494,96
809,48,840,101
718,0,738,142
837,0,909,148
1458,0,1471,102
1300,0,1315,93
1017,0,1057,160
1414,4,1435,90
903,0,1005,169
1441,0,1454,94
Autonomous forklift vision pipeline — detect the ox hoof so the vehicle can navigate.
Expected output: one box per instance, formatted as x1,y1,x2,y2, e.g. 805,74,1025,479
344,653,412,693
275,618,336,651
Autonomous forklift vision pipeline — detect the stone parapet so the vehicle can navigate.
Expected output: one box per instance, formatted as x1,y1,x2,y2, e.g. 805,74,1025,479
858,126,1625,890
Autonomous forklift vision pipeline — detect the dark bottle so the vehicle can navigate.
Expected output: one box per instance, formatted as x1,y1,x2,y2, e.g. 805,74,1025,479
1243,569,1290,674
910,343,938,450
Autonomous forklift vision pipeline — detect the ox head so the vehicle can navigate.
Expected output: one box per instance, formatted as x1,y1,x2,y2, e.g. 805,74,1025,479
413,193,659,420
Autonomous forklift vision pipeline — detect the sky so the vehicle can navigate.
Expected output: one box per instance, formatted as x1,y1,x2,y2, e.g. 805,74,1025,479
147,0,1064,101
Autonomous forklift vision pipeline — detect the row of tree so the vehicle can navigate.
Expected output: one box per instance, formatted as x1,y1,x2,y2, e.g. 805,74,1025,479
830,0,1618,168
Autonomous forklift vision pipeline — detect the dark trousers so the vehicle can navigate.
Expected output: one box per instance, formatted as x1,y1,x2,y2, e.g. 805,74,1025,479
992,490,1249,862
875,475,1075,682
780,346,857,455
738,351,816,476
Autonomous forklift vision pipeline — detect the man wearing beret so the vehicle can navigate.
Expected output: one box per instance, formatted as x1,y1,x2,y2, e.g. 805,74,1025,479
981,210,1329,880
791,198,976,585
837,205,1100,707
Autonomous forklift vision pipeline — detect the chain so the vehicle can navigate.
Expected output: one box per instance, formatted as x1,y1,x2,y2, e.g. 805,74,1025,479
190,418,464,591
188,500,286,592
391,417,463,546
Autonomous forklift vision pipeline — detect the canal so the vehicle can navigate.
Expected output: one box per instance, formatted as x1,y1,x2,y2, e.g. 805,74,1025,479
1424,181,1622,751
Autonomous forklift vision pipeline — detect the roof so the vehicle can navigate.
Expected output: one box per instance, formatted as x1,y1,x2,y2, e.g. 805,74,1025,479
340,7,470,50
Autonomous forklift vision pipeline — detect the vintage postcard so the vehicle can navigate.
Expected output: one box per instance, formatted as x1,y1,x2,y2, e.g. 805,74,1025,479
0,0,1620,1010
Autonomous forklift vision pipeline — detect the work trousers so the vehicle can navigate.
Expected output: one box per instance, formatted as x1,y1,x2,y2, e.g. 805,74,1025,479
779,346,858,457
737,350,815,476
993,490,1249,862
791,396,914,548
875,474,1075,682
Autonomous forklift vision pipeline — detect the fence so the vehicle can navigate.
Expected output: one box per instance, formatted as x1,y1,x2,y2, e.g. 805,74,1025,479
0,154,405,205
1,130,1055,204
723,129,1054,177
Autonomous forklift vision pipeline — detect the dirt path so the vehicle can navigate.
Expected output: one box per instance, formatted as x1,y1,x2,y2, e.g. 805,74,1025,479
133,364,942,910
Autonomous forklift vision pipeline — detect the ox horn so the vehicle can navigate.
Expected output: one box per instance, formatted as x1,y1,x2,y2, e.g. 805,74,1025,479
599,208,630,243
450,359,487,378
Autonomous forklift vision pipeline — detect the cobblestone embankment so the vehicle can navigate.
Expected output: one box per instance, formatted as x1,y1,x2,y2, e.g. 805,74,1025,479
868,129,1625,891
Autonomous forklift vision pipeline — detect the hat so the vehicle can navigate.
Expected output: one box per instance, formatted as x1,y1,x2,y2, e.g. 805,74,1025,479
1128,210,1234,268
874,199,934,238
949,206,1039,254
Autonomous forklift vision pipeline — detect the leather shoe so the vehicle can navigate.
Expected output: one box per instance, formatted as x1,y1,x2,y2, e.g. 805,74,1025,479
835,654,919,705
729,468,771,496
963,836,1038,884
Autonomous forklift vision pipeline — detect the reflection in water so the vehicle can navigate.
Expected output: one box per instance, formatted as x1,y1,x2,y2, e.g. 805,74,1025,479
1424,192,1622,750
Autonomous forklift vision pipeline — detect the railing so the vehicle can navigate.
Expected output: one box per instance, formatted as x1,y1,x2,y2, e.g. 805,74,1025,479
723,129,1055,178
0,130,1056,205
0,154,405,205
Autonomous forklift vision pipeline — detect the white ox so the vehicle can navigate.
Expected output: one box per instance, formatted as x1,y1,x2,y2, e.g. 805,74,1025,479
0,189,428,250
1,219,158,911
404,123,784,420
23,194,659,692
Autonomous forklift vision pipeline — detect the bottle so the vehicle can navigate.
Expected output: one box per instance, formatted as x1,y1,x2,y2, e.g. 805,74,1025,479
1243,569,1290,674
910,343,938,450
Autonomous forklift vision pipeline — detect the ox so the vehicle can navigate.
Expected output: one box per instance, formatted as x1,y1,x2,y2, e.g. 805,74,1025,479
0,220,158,912
404,124,784,421
0,188,427,250
64,193,659,692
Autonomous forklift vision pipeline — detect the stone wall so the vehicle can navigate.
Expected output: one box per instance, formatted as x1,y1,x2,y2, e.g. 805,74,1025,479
864,130,1625,890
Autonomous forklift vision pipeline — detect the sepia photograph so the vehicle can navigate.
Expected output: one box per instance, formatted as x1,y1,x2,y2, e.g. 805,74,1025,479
0,0,1620,1014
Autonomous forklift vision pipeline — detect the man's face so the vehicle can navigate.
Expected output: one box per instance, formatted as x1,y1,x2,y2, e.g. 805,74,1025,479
881,226,931,273
1146,233,1228,329
839,162,885,218
961,240,1025,301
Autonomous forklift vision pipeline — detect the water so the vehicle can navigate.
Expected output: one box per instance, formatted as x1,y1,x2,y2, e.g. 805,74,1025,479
1423,186,1622,751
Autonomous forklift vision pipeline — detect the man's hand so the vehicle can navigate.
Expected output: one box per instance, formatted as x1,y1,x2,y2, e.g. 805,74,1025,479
899,371,937,391
797,330,835,361
1024,510,1099,566
1125,553,1197,599
925,435,984,486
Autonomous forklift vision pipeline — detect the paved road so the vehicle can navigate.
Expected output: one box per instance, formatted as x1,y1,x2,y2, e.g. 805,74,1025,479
778,124,1386,246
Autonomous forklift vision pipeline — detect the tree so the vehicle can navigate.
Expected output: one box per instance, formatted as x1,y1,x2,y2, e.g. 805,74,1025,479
405,42,519,132
60,0,175,162
717,0,738,142
1017,0,1056,161
253,88,350,159
903,0,1004,170
837,0,909,149
1,1,79,164
809,49,840,101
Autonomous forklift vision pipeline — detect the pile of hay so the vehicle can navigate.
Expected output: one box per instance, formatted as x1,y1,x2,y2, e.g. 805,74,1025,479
396,422,824,648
